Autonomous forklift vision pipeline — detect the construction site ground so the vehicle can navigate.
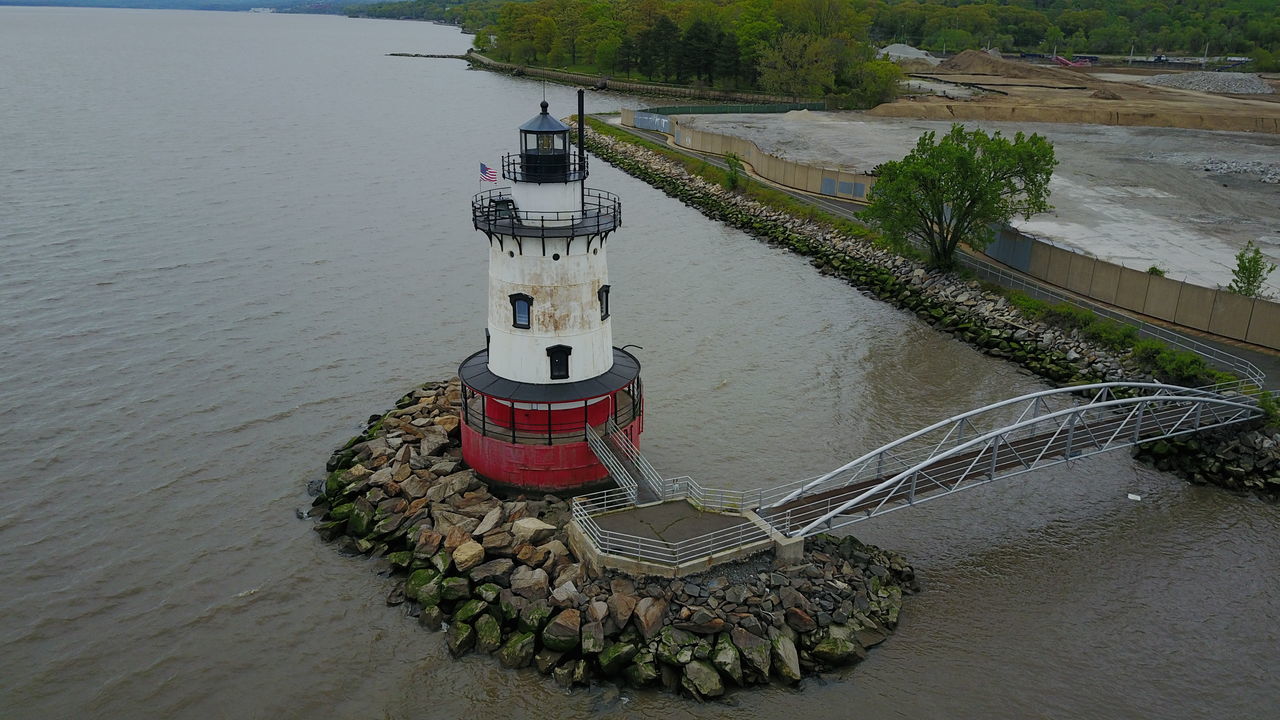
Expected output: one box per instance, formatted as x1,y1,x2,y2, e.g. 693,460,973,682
676,58,1280,297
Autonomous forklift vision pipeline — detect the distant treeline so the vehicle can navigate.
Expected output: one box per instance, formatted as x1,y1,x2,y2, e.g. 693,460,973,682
347,0,1280,88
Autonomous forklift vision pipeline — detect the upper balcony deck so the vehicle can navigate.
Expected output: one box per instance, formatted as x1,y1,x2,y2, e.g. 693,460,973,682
471,187,621,240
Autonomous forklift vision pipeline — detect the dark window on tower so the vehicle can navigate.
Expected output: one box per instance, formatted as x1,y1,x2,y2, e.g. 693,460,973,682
547,345,572,380
509,293,533,329
598,284,611,320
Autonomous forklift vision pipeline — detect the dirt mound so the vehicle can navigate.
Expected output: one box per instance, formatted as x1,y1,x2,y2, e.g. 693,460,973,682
938,50,1089,84
897,58,939,73
1092,88,1123,100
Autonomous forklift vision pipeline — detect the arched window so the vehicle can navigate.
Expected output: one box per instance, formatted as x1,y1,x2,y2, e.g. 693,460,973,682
547,345,572,380
509,293,533,329
598,284,611,320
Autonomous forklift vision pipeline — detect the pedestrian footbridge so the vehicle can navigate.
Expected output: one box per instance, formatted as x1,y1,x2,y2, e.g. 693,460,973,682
570,382,1267,574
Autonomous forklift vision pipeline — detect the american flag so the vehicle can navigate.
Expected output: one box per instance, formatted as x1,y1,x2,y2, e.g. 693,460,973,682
480,163,498,182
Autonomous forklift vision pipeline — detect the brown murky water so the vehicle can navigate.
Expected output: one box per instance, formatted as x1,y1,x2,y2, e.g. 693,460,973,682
1,9,1276,718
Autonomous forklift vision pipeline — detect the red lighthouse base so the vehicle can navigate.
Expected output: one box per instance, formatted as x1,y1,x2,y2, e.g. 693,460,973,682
461,417,642,491
457,348,644,493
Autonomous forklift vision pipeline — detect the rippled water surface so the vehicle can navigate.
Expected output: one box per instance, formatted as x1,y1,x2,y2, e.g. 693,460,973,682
1,8,1277,719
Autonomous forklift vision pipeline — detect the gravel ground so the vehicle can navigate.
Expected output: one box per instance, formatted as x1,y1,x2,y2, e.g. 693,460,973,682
679,111,1280,295
1141,71,1275,95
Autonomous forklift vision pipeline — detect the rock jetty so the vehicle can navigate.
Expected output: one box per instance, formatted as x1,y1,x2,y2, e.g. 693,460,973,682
1135,427,1280,500
312,380,918,699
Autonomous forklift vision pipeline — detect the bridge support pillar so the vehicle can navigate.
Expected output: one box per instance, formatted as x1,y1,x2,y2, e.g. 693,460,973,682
773,535,805,566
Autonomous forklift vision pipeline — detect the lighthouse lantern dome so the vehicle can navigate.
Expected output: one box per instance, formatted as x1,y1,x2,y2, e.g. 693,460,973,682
516,100,574,182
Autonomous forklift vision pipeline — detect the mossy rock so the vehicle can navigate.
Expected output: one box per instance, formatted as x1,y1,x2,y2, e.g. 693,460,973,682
597,640,638,675
440,576,470,602
497,631,537,669
454,598,489,624
446,620,475,657
405,569,440,599
475,613,503,653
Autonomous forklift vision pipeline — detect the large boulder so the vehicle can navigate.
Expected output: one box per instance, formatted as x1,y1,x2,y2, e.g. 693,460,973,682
681,660,724,699
348,497,375,537
607,592,638,628
419,426,451,456
597,641,639,675
656,626,697,666
623,653,659,687
632,597,668,640
470,558,514,587
541,608,581,652
404,569,440,601
770,632,802,683
519,601,552,634
446,620,476,657
785,607,817,633
475,613,503,653
811,634,862,666
711,632,743,684
580,620,606,654
498,631,537,669
452,541,486,573
512,517,557,546
453,598,489,624
731,627,771,678
440,576,470,602
509,566,550,600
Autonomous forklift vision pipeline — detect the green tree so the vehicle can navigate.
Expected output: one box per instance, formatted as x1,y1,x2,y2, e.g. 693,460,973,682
862,124,1058,268
1226,240,1277,298
758,33,834,99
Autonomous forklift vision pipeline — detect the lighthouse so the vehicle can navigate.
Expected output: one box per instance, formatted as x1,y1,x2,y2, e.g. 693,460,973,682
459,95,643,491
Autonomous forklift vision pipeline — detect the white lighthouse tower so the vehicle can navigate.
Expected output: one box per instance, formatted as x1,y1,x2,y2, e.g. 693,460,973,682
459,95,643,491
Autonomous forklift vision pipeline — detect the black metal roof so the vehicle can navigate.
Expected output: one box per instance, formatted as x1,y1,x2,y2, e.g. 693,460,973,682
519,101,571,133
459,347,641,402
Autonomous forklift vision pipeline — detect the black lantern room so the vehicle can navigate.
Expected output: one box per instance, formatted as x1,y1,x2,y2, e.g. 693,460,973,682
516,100,576,183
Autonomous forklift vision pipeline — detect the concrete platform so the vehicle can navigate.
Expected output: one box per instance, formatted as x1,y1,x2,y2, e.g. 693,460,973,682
568,499,803,578
591,499,745,543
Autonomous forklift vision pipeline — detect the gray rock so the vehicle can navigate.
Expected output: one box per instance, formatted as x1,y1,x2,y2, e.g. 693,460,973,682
472,505,504,536
581,620,606,654
632,596,668,640
732,625,768,676
607,592,638,627
509,566,550,600
770,632,802,682
712,632,743,684
541,608,581,652
512,517,557,546
419,426,451,456
470,558,514,587
681,660,724,699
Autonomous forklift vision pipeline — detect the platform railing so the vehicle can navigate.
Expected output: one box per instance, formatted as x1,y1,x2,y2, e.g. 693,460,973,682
471,187,621,239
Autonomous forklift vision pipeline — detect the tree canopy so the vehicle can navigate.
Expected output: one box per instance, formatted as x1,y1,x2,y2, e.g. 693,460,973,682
350,0,1280,75
862,124,1057,268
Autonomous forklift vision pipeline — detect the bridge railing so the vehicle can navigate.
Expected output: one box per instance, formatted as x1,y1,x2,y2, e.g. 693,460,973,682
761,389,1263,538
765,382,1264,511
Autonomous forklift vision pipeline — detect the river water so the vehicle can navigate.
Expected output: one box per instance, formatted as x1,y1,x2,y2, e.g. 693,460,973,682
1,8,1276,719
